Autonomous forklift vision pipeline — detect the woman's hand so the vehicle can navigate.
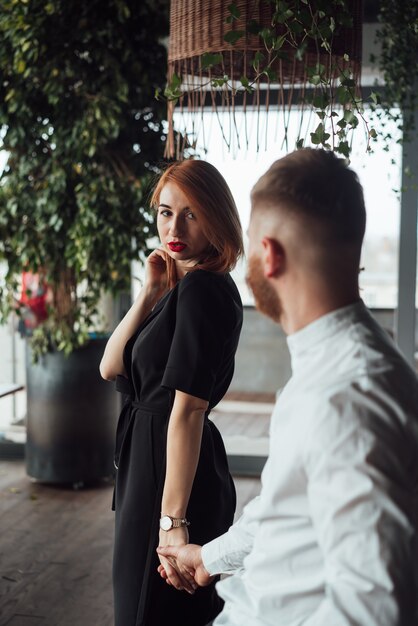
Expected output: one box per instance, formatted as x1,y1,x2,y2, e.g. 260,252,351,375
157,526,197,594
145,248,176,296
157,543,213,588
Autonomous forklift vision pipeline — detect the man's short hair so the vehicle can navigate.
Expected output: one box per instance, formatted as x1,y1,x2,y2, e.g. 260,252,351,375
251,148,366,246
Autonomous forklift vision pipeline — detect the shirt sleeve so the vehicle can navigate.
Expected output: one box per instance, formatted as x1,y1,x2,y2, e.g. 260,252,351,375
301,389,417,626
201,496,261,575
161,271,236,401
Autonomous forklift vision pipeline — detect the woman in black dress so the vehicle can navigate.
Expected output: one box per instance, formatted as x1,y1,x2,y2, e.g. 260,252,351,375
100,159,244,626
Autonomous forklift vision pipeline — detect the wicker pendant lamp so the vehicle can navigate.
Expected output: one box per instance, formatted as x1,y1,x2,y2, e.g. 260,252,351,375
166,0,363,158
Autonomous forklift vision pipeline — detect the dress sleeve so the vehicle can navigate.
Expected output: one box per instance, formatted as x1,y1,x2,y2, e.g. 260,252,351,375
161,271,235,401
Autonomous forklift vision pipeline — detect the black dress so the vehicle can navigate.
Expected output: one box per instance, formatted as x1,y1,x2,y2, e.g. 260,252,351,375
112,269,243,626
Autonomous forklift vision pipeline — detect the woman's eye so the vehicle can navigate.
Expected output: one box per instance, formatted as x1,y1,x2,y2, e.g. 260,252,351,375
159,209,171,217
186,212,195,220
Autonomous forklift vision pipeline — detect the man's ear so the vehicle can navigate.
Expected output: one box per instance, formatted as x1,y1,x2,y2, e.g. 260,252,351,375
261,237,284,278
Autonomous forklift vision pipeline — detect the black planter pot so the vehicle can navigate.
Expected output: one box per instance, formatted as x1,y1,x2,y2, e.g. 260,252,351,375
26,338,118,484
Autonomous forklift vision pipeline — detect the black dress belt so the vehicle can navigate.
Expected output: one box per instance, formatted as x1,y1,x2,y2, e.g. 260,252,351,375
113,375,170,471
113,378,212,473
115,375,169,414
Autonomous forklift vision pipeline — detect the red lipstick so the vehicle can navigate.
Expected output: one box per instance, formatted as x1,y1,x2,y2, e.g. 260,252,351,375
168,241,186,252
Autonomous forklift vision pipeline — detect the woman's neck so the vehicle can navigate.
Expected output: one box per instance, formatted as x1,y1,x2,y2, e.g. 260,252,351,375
175,259,199,279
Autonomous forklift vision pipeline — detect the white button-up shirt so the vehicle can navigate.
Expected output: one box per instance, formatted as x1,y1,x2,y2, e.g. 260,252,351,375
203,302,418,626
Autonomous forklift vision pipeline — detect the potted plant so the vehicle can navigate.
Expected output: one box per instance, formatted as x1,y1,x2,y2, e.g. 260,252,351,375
0,0,169,483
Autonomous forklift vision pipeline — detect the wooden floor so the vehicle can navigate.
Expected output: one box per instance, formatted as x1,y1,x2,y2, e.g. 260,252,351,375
0,460,261,626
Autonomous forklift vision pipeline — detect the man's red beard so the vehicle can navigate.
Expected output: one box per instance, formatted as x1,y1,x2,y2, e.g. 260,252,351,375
246,255,282,324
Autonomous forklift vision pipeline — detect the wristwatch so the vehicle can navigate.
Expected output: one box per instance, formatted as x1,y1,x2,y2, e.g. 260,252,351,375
159,515,190,531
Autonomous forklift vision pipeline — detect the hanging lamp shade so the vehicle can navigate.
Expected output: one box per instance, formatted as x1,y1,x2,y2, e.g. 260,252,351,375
166,0,363,158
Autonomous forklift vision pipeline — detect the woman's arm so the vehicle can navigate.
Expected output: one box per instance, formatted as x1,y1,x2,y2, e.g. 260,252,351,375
158,390,208,590
99,249,172,381
99,285,160,380
161,389,208,516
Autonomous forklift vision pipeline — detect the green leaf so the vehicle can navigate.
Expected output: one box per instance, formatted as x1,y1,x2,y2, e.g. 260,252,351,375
310,123,330,145
224,30,245,45
201,52,223,69
274,4,294,24
252,51,265,70
336,141,350,158
211,76,229,88
370,91,380,105
263,67,277,81
227,2,241,19
240,75,253,93
164,73,182,100
273,34,287,50
344,109,358,126
313,93,330,109
340,77,356,88
5,89,15,102
259,28,275,47
336,85,351,105
170,73,181,89
247,19,260,35
289,20,304,35
295,42,308,61
16,59,26,73
309,74,321,86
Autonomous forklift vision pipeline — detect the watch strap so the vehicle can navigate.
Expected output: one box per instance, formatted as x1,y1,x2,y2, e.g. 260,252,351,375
171,516,190,528
160,514,190,530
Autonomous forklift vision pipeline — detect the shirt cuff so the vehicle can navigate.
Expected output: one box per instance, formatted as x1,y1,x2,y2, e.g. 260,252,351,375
202,536,230,576
202,531,249,576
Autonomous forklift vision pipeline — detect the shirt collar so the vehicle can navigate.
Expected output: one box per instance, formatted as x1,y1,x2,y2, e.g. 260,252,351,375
286,299,367,362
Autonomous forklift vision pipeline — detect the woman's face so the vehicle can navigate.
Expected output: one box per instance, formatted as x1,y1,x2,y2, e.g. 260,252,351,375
157,182,210,264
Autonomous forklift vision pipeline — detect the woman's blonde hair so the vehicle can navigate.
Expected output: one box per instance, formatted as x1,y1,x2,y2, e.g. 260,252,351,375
151,160,243,278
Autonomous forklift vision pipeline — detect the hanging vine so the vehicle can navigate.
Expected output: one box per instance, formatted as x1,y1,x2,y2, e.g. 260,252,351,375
371,0,418,149
163,0,377,159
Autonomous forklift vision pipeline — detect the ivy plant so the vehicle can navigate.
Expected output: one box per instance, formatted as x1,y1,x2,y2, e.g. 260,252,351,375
0,0,169,359
164,0,377,158
371,0,418,150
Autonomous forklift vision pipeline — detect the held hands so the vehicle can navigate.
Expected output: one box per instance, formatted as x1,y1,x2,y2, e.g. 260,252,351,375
157,526,196,594
156,539,213,594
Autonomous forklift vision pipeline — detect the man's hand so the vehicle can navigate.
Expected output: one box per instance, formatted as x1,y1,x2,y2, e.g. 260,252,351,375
157,527,197,594
157,543,213,588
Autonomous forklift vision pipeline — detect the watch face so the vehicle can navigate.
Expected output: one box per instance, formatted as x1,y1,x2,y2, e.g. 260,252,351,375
160,515,172,531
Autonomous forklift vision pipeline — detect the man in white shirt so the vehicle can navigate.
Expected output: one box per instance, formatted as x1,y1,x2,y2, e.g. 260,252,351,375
158,149,418,625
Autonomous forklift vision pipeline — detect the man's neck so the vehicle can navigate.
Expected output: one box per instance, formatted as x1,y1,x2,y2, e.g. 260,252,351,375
279,283,361,335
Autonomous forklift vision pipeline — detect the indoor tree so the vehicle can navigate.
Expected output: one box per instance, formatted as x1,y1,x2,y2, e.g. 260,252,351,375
0,0,169,358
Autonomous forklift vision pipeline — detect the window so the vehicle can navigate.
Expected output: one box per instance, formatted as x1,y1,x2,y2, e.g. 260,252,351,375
174,108,402,308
